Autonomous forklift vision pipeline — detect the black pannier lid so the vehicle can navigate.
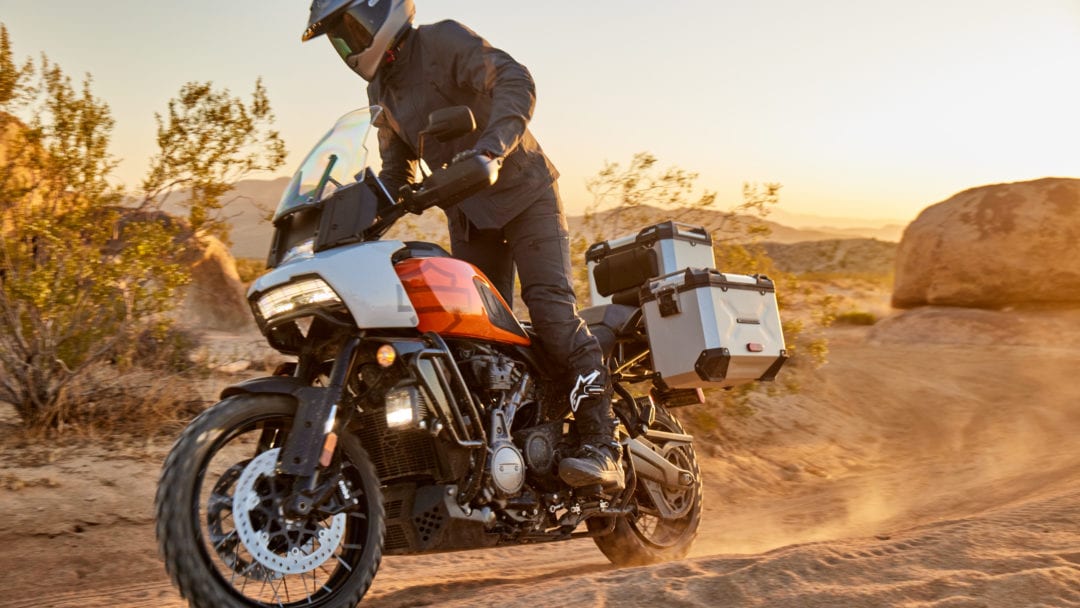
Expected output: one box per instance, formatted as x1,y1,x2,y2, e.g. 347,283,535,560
593,248,659,297
639,268,775,304
586,221,712,264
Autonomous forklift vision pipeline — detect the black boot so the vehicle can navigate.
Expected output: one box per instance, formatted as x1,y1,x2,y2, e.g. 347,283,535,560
559,441,625,491
559,368,624,491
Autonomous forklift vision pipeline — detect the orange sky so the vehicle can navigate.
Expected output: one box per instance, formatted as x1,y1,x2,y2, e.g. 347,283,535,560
2,0,1078,223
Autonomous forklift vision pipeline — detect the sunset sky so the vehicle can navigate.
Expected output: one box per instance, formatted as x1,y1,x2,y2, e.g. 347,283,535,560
2,0,1078,223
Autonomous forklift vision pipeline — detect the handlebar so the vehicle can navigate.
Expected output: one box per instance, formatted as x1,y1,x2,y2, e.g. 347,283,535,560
364,154,502,241
401,155,502,213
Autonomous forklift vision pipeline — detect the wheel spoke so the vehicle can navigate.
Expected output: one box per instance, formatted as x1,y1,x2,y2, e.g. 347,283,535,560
301,569,312,600
213,530,237,551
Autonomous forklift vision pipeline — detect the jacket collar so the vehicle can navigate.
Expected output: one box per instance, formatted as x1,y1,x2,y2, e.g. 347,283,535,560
378,27,416,86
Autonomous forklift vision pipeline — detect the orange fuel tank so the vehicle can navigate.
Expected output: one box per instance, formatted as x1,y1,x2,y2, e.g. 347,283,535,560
395,257,532,347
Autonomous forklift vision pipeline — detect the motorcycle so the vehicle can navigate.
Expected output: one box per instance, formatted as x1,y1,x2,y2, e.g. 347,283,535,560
156,106,722,607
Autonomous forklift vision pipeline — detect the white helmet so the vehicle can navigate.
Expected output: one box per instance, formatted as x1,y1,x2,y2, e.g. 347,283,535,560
303,0,416,81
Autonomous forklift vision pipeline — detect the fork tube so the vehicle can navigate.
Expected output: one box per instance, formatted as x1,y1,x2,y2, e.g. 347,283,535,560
279,336,361,479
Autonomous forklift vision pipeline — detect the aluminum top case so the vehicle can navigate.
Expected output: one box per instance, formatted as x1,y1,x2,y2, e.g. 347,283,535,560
640,268,787,389
586,221,716,306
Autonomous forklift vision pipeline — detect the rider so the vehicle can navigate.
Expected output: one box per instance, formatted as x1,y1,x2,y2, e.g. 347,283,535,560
302,0,623,491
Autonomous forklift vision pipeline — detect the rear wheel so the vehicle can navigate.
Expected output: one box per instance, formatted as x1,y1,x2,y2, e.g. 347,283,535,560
156,394,384,607
589,406,702,566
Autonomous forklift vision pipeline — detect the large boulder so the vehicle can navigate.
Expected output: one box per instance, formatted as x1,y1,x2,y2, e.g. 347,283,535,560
892,178,1080,309
180,235,254,331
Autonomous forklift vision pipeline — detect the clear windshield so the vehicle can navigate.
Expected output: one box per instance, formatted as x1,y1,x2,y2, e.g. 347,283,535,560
274,107,380,222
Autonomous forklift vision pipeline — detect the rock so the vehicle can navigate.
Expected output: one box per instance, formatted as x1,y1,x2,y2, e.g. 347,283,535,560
215,360,252,375
180,235,254,331
892,178,1080,308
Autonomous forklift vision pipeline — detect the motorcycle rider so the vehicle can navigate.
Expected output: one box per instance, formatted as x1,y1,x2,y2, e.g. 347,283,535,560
302,0,624,491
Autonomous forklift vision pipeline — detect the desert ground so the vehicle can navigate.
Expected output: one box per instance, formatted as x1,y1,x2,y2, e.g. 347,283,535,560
2,307,1079,607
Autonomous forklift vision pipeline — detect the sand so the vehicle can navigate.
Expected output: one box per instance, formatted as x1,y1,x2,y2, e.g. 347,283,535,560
1,319,1079,607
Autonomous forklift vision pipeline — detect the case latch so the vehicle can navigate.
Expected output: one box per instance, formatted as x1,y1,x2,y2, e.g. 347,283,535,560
657,286,681,317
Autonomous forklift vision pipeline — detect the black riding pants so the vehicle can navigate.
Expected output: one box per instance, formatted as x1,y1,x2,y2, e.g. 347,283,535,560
449,184,613,439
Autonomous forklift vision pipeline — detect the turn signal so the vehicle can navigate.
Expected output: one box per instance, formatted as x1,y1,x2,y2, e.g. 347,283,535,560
376,344,397,368
319,432,338,467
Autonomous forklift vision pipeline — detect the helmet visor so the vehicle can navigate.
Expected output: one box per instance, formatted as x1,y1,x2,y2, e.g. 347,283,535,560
327,3,392,60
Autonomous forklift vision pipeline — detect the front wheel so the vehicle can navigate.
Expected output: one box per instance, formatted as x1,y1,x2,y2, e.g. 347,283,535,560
156,394,384,607
589,406,702,566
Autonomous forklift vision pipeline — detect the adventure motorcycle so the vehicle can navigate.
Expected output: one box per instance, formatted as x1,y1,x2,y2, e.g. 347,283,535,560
156,106,782,607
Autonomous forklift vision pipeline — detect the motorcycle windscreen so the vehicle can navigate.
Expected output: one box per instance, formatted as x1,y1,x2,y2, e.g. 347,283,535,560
274,107,378,222
395,257,531,346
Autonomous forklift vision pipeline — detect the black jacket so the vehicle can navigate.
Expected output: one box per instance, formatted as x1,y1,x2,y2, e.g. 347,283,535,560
367,20,560,231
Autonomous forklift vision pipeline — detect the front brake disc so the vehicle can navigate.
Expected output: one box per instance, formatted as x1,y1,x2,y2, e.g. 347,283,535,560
232,448,347,576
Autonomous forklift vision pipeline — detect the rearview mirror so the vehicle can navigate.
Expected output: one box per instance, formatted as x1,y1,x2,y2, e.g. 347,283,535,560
425,106,477,143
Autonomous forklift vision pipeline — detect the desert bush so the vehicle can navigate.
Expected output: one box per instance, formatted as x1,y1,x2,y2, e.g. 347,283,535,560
138,80,286,244
41,363,211,437
834,310,878,326
0,23,283,431
234,257,267,285
124,324,203,373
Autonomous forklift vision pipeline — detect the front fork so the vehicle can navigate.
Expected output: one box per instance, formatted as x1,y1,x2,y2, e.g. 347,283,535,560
276,336,361,516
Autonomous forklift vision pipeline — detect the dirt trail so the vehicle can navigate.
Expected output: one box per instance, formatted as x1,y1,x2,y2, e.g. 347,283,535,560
2,327,1079,607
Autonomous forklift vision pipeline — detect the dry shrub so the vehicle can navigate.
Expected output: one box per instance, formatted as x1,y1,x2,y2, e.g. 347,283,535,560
234,257,268,285
835,310,878,326
110,324,202,373
43,364,211,437
0,473,60,490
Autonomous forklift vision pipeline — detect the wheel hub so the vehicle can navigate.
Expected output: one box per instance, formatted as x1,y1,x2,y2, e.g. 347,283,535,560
232,448,347,576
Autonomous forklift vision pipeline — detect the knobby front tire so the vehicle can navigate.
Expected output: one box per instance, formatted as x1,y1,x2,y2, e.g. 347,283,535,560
155,394,384,607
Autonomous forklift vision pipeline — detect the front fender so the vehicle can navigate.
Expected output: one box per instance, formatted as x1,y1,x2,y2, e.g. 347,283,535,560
220,375,340,477
220,376,311,400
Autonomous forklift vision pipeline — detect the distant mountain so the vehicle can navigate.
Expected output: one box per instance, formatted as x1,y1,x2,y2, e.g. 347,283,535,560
769,208,908,241
221,177,291,259
810,224,906,242
762,239,898,275
567,204,895,245
159,177,289,259
207,178,908,259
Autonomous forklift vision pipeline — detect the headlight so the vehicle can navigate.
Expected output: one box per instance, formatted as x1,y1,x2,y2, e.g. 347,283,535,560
385,386,425,430
256,277,342,321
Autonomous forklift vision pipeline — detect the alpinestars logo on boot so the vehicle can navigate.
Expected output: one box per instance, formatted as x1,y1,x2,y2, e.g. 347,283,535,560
570,370,604,412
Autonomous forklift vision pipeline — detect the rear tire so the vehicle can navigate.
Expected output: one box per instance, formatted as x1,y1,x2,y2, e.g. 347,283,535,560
156,394,384,607
589,406,702,566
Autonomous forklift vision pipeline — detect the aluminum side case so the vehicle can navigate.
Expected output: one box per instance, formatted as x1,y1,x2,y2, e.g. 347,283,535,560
249,240,419,330
641,268,787,389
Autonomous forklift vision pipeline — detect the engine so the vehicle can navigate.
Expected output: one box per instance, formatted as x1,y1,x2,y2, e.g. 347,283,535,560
453,344,563,509
375,342,601,555
456,344,517,400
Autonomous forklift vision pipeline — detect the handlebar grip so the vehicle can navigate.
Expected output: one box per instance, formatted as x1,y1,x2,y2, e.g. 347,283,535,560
409,156,501,212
